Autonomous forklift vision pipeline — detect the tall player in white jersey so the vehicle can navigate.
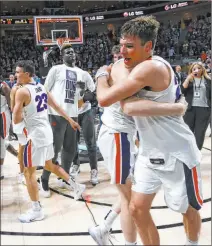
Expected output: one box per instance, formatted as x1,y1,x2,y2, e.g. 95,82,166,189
89,46,188,245
0,81,11,179
96,16,202,246
13,60,85,223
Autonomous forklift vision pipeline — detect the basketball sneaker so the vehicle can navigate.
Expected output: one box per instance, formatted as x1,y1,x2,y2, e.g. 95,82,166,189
69,177,86,200
18,208,44,223
69,164,80,178
90,169,99,186
57,178,73,191
88,225,110,245
73,183,86,200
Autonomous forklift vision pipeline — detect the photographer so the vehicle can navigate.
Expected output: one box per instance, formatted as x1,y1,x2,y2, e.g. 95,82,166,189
181,62,211,150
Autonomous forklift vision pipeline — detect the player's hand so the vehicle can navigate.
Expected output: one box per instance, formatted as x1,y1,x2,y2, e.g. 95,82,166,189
176,95,188,116
95,64,113,81
68,119,81,131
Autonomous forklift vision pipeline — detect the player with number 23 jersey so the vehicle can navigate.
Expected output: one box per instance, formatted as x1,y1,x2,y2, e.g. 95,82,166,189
23,81,53,149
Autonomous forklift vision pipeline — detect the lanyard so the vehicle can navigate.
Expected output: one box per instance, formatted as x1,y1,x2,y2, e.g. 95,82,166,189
193,77,202,91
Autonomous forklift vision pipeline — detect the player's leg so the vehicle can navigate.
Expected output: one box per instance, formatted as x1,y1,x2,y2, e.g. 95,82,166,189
44,143,86,200
130,157,161,245
80,109,98,185
18,140,44,223
41,115,66,192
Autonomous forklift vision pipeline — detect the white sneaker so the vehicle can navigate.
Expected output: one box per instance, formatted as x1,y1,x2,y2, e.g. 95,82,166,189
57,179,73,191
18,208,44,223
88,225,110,245
90,169,99,186
18,173,26,185
39,178,51,198
69,164,80,178
73,183,86,200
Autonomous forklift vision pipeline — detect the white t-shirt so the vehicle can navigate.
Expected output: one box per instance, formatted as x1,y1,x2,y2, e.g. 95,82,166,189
78,72,95,115
45,64,90,117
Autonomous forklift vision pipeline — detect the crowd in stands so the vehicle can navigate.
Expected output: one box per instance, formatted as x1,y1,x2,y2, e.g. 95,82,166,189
0,13,211,81
1,1,167,16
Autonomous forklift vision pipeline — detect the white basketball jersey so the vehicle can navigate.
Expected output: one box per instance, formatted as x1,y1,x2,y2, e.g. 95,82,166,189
0,82,9,113
135,56,201,169
101,102,135,134
23,81,53,147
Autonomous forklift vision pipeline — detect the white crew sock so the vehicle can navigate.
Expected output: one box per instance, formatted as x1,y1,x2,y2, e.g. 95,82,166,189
102,209,119,231
185,238,199,245
32,201,41,211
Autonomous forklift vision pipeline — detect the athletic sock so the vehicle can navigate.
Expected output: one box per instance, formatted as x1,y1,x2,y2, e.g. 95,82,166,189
185,238,199,245
32,201,41,211
102,209,118,231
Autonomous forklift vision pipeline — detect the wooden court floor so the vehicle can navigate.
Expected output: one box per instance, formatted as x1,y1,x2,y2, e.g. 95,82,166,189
1,132,211,245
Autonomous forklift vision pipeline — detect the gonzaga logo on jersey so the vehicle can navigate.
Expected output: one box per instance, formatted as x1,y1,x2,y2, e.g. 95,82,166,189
65,70,77,104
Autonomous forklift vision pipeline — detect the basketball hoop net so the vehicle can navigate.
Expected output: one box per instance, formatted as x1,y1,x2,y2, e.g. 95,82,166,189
56,38,69,50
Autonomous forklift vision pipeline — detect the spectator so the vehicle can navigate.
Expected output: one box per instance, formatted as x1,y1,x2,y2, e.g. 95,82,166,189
7,74,16,88
200,51,207,62
181,62,211,150
175,65,185,85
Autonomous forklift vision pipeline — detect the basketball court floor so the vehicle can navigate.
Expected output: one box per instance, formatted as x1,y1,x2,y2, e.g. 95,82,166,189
1,130,211,245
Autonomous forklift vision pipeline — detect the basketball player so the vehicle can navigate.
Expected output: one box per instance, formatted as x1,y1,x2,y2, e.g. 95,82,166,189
41,44,92,193
89,46,188,245
96,16,202,246
0,81,11,180
13,60,85,223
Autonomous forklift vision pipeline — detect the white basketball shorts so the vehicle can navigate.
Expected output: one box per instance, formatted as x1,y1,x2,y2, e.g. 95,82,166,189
132,156,203,213
16,127,28,146
23,140,54,167
98,124,137,184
